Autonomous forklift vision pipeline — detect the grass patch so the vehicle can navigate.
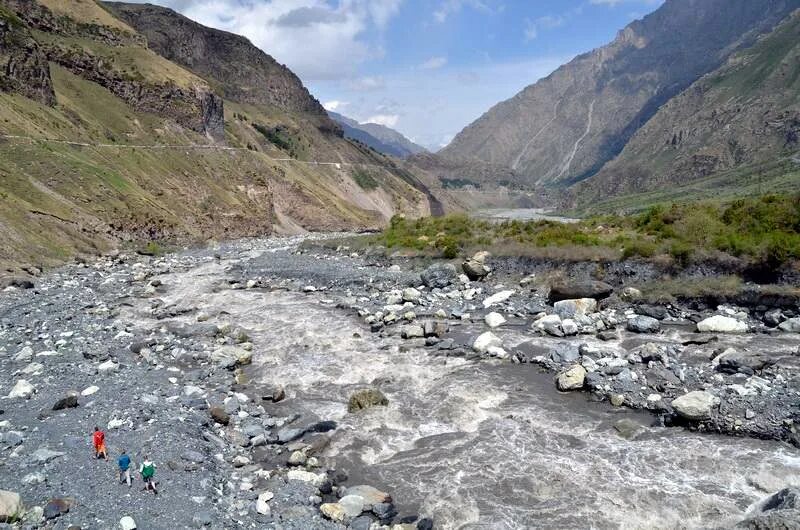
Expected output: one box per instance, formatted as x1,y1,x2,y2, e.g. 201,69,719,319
352,168,379,190
370,194,800,268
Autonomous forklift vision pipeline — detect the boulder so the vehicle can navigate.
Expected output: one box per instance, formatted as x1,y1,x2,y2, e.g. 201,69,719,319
626,316,661,334
320,503,348,523
716,351,772,375
548,280,613,303
209,407,230,426
557,365,586,391
534,314,563,337
344,485,392,505
482,290,514,308
472,332,502,353
43,498,71,520
401,325,425,339
484,312,506,328
211,346,252,369
401,288,421,303
779,318,800,333
348,388,389,413
120,516,137,530
420,263,457,289
52,395,78,411
553,298,597,319
256,491,273,515
0,490,22,523
763,308,784,327
462,256,490,281
613,418,645,440
697,315,748,333
671,391,720,421
7,379,35,399
32,448,64,464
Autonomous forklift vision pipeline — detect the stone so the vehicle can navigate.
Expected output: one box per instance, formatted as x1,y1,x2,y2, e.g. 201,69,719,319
119,516,137,530
484,312,506,328
32,448,64,464
320,503,348,523
627,316,661,334
43,498,71,520
762,487,800,512
671,391,720,421
420,263,458,289
716,351,772,375
607,394,624,407
463,259,490,281
0,490,22,523
81,386,99,397
348,388,389,413
483,290,514,308
697,315,748,333
256,494,272,516
613,418,644,440
288,451,307,466
778,318,800,333
401,325,425,339
535,314,563,337
620,287,642,301
548,280,613,303
7,380,35,399
561,319,579,336
286,469,325,485
557,365,587,391
182,450,206,463
473,332,502,353
209,407,230,426
553,298,597,319
211,346,252,368
402,288,421,303
344,485,392,505
97,360,119,373
52,395,79,411
13,346,33,363
763,308,783,327
338,495,366,517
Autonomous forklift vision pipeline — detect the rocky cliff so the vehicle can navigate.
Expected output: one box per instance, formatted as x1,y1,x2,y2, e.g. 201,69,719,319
0,5,55,105
440,0,800,189
574,9,800,208
106,1,339,134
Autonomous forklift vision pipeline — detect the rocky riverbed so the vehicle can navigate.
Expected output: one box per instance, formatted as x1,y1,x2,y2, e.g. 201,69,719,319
1,235,800,529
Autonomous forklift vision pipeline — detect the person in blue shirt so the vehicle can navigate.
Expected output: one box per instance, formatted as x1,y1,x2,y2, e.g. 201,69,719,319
118,450,132,487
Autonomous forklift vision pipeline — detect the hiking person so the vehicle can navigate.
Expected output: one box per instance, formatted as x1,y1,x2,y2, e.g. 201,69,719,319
92,426,108,460
118,450,132,486
139,456,157,495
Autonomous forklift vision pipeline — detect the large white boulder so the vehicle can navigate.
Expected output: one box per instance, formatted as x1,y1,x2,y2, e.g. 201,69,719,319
484,312,507,328
482,290,514,308
7,380,35,399
473,332,502,353
671,391,720,420
553,298,597,319
697,315,747,333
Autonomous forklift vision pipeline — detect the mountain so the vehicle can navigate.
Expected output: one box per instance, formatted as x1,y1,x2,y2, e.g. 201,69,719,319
0,0,439,271
573,8,800,211
440,0,800,190
327,111,427,159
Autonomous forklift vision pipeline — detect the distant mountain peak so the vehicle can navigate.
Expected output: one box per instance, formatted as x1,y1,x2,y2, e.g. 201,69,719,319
328,111,427,159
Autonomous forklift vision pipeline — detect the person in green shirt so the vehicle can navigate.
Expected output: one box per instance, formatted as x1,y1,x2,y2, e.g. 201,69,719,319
139,456,158,495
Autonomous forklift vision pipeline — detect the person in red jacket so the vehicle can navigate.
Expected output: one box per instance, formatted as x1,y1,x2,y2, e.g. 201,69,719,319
92,426,108,460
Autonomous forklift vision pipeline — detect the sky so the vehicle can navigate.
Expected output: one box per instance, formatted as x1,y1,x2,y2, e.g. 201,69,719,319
126,0,663,150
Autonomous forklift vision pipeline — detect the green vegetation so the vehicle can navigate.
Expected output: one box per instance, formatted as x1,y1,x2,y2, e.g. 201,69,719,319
251,123,307,159
352,168,379,190
373,194,800,267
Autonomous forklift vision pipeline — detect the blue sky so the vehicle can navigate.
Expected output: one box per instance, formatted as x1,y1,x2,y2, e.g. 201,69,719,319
127,0,663,149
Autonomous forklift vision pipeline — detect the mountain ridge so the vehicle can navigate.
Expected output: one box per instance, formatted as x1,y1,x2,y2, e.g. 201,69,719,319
328,110,427,159
440,0,800,192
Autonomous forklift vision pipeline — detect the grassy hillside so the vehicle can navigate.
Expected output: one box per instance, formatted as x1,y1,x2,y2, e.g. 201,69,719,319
0,0,435,274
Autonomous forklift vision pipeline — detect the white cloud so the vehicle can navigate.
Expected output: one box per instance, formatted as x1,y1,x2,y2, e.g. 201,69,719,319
524,15,566,42
323,100,348,111
433,0,492,23
345,76,387,91
420,56,448,70
362,114,400,127
590,0,662,6
125,0,403,81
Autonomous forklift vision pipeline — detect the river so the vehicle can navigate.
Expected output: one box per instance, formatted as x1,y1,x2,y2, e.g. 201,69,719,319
145,236,800,530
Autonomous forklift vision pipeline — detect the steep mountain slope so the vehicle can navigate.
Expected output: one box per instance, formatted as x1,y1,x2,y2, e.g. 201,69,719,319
439,0,800,188
0,0,435,272
573,9,800,209
328,111,427,159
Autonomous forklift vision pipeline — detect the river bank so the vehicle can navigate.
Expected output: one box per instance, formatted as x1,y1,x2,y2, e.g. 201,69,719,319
1,234,799,529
